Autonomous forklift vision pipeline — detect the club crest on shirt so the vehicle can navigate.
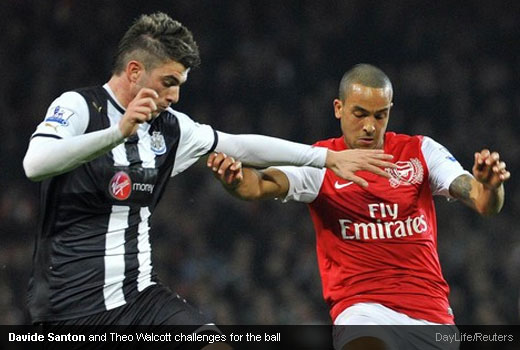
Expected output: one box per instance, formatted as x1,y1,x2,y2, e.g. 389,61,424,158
150,131,166,155
386,158,424,188
109,171,132,200
45,106,73,126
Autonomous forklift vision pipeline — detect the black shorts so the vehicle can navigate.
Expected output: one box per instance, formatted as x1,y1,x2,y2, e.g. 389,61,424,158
41,284,221,350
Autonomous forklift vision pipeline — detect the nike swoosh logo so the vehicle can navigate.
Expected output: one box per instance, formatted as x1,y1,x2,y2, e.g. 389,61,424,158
334,181,354,189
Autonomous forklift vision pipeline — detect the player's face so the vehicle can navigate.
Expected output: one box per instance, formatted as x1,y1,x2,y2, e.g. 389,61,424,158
135,60,189,114
334,83,392,149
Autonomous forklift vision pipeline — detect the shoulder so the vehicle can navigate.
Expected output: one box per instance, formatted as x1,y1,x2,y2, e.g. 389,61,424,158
46,90,90,125
50,91,88,111
164,107,199,127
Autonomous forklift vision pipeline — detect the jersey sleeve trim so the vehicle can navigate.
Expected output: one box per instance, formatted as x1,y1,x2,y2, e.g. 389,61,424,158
31,133,63,140
208,129,218,154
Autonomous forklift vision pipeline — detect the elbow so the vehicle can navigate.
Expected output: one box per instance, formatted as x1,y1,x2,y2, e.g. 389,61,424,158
23,156,45,182
476,204,502,217
231,190,259,201
230,186,263,201
478,210,496,218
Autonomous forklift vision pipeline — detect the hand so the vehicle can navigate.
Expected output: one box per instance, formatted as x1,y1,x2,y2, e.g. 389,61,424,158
472,149,510,189
119,88,158,137
207,152,244,188
326,149,396,188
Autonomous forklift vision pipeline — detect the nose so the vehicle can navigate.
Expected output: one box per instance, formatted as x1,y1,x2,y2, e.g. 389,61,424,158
165,86,180,104
363,120,376,134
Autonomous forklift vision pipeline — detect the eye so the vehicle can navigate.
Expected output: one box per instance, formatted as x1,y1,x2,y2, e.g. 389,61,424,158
162,78,180,88
375,112,387,120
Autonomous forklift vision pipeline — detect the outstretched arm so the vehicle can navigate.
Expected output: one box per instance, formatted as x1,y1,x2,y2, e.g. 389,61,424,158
207,152,290,200
214,132,395,187
449,149,510,216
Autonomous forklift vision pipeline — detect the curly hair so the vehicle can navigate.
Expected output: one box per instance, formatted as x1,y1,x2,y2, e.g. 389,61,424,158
113,12,200,74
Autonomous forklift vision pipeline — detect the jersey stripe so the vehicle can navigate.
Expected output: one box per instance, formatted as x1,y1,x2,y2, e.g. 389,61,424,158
103,205,130,310
137,130,156,168
107,103,130,166
137,207,154,292
123,207,140,300
125,136,142,166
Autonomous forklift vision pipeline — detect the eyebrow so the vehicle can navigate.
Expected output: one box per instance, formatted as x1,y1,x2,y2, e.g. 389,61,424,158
352,105,392,114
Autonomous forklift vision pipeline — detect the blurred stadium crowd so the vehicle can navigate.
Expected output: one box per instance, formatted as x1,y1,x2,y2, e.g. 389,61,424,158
0,0,518,325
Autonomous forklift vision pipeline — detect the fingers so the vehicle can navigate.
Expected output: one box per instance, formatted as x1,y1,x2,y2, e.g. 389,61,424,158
473,148,510,187
361,164,392,179
348,174,369,188
129,88,159,121
500,171,511,182
207,152,243,185
136,87,159,100
367,158,397,170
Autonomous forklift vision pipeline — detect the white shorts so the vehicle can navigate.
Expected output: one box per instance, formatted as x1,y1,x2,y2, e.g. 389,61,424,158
332,303,459,350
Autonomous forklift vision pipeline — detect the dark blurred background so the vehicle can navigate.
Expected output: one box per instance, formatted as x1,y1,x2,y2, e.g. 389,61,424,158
1,0,519,325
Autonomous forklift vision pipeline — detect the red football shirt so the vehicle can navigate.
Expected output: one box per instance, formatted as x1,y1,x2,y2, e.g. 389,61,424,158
276,132,469,324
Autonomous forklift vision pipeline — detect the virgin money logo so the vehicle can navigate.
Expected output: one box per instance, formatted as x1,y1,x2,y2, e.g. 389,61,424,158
109,171,132,200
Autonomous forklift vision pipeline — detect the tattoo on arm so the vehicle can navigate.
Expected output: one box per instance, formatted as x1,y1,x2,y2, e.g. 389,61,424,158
448,174,479,211
449,174,473,201
449,174,505,215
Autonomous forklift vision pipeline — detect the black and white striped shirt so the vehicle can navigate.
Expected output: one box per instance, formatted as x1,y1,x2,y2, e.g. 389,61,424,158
28,84,217,322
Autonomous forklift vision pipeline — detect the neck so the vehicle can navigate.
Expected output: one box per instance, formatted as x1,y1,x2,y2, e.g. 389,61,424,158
107,75,133,108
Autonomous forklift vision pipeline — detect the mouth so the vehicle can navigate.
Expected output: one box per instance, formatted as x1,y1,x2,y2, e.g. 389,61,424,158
358,137,374,146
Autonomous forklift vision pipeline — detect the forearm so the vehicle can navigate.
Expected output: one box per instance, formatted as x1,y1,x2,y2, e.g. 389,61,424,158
223,169,264,200
472,179,505,216
215,132,327,168
449,174,505,216
23,125,124,181
222,168,288,201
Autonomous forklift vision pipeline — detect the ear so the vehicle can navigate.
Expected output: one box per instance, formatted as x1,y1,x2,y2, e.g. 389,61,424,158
333,99,343,120
125,60,144,84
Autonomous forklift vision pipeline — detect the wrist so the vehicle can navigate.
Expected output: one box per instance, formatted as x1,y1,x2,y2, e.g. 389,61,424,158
477,178,501,191
325,150,336,169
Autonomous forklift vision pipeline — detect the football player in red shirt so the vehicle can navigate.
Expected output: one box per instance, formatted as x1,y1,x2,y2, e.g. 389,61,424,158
207,64,510,350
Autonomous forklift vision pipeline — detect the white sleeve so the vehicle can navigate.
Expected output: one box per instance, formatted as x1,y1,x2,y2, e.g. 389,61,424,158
272,166,326,203
23,91,125,181
32,91,90,138
171,110,217,176
214,131,327,168
422,136,471,198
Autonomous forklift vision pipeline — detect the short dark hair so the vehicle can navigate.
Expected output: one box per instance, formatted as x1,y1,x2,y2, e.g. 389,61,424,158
338,64,392,101
113,12,201,74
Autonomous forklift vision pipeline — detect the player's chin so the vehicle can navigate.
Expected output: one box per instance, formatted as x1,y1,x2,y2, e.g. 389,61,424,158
356,141,377,149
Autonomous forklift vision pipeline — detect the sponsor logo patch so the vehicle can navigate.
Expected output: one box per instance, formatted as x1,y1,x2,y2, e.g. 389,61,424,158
109,171,132,200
